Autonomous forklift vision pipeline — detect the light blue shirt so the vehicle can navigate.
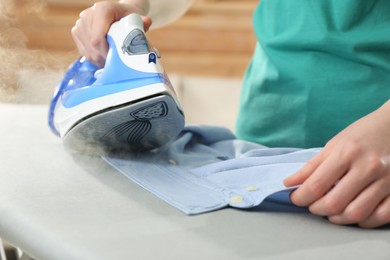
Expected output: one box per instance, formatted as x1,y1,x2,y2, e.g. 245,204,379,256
103,125,320,215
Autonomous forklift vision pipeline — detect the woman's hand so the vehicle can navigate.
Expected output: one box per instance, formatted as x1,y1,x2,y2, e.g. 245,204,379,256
284,100,390,228
71,1,152,67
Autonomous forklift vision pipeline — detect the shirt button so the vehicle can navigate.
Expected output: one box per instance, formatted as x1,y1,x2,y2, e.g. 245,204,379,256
246,186,257,191
230,196,243,204
168,159,177,165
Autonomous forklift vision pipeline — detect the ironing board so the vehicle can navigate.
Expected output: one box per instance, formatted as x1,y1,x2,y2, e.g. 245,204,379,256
0,102,389,260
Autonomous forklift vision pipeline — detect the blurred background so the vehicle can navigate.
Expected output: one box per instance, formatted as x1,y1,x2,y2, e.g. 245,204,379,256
0,0,258,127
5,0,257,76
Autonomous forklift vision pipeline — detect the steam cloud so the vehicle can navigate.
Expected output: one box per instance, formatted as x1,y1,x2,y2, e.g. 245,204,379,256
0,0,71,103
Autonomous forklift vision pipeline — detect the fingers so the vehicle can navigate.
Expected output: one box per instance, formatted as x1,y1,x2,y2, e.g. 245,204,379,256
71,19,87,58
358,196,390,228
71,1,153,66
88,4,117,65
284,154,323,187
288,145,390,228
309,156,385,216
327,179,390,226
284,105,390,228
289,150,350,207
142,16,153,32
72,6,107,66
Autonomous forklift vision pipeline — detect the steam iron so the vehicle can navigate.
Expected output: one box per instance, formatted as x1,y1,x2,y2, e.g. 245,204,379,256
48,14,185,153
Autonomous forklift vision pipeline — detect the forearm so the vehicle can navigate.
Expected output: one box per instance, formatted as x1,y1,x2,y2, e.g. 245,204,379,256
120,0,194,28
118,0,150,15
373,99,390,128
379,99,390,114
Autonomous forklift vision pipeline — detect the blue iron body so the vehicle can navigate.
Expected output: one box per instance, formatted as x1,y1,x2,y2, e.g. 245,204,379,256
48,14,185,153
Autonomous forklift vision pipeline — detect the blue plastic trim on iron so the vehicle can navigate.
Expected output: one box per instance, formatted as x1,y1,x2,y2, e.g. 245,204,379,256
48,58,100,136
60,35,164,108
93,36,160,85
61,75,164,108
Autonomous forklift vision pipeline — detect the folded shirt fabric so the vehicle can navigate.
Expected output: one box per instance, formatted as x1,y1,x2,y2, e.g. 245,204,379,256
103,125,321,215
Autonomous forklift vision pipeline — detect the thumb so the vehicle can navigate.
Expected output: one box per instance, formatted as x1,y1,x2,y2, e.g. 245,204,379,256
142,16,153,32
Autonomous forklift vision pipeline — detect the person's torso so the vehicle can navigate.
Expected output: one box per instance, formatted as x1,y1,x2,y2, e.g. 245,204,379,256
236,0,390,148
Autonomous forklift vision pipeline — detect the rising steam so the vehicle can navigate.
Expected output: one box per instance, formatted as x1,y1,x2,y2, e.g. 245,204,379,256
0,0,71,103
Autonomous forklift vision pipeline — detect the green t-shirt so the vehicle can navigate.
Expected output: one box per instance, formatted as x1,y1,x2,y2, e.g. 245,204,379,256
236,0,390,148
